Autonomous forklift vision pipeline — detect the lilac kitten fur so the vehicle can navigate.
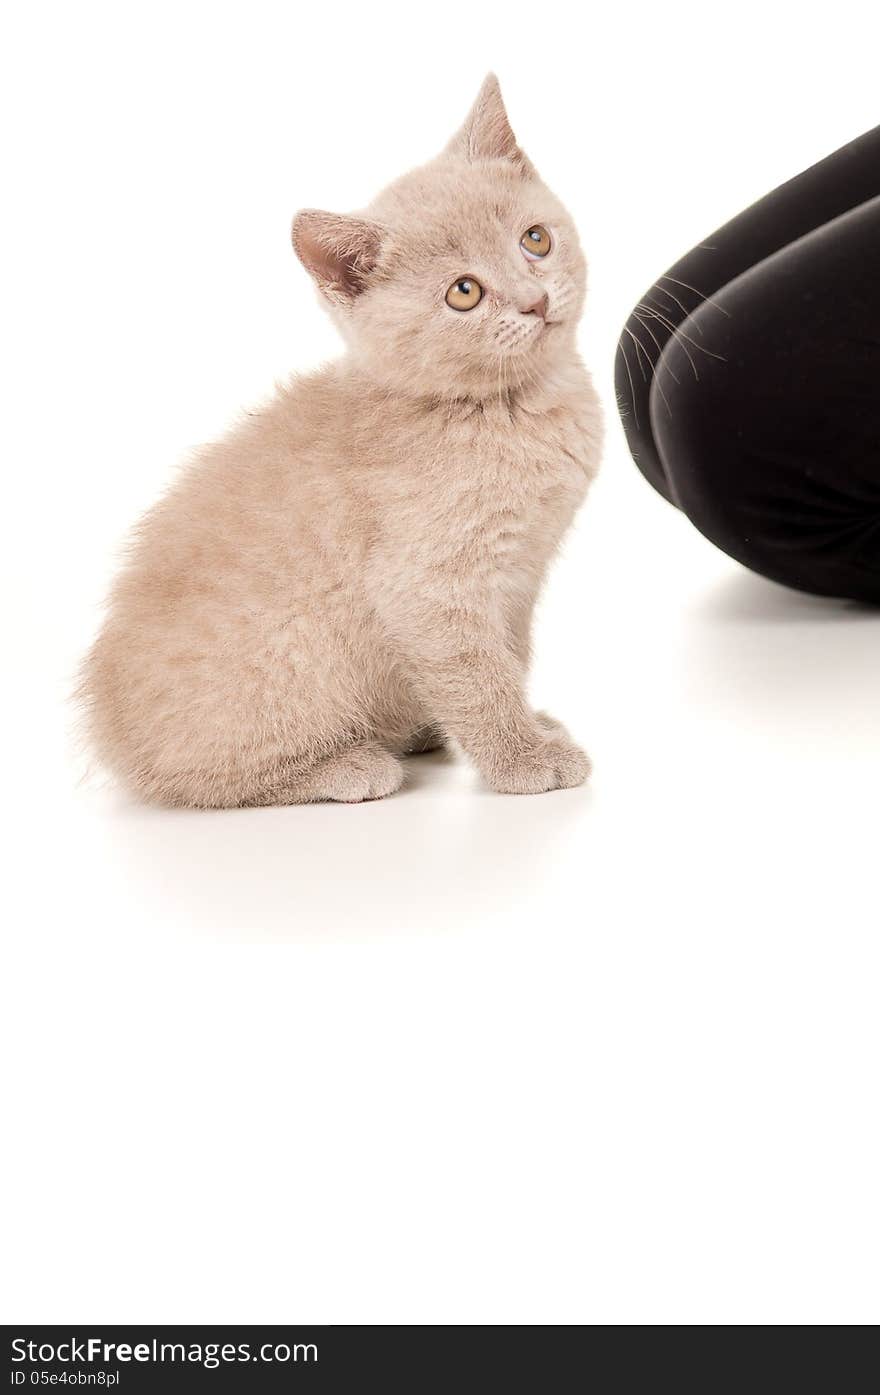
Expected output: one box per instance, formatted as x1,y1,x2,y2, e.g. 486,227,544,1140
80,76,603,805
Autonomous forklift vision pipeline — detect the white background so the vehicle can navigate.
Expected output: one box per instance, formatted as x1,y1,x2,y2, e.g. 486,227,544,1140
3,0,879,1325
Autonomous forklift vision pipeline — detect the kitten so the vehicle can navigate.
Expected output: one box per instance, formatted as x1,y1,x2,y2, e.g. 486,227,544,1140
79,75,603,806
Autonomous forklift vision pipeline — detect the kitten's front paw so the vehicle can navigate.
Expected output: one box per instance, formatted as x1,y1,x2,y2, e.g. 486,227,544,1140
488,739,591,795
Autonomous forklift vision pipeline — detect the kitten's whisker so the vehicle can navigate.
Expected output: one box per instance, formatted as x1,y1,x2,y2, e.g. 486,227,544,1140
636,305,700,380
647,282,704,336
659,273,732,318
616,340,640,429
623,325,649,383
632,311,681,384
638,301,728,375
626,325,672,418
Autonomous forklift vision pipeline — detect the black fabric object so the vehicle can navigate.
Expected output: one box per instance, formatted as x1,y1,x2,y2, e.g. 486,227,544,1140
615,126,880,603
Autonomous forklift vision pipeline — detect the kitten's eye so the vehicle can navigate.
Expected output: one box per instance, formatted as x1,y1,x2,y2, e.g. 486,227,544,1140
445,277,483,311
520,225,552,260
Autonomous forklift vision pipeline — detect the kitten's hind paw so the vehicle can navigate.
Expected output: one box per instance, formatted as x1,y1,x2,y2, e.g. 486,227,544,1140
401,724,447,755
301,744,404,804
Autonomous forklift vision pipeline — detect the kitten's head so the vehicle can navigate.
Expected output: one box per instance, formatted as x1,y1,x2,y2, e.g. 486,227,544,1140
292,75,586,400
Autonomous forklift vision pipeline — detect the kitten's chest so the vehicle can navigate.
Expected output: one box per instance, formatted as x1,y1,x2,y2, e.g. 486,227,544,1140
449,393,596,542
373,375,601,578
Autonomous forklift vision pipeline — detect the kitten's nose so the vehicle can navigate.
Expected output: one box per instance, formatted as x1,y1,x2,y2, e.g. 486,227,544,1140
523,293,549,320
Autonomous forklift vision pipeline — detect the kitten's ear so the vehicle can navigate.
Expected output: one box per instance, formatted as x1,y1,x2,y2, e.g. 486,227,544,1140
292,209,387,304
444,73,535,175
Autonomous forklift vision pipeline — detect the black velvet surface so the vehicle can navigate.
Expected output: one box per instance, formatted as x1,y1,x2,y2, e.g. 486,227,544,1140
616,126,880,603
